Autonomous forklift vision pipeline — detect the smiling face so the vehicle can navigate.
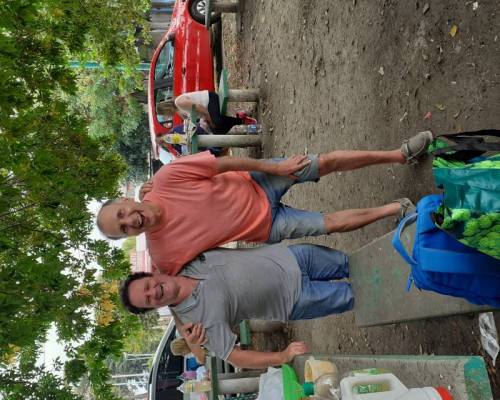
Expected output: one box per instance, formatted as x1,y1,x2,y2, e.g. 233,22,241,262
97,198,162,238
128,274,179,309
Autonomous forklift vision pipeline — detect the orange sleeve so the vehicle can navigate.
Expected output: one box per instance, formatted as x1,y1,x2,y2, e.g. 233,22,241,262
155,151,218,182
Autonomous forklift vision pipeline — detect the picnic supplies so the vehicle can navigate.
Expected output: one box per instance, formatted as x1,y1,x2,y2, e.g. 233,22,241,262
340,373,452,399
392,195,500,307
430,130,500,259
177,379,211,393
257,367,284,400
304,357,338,382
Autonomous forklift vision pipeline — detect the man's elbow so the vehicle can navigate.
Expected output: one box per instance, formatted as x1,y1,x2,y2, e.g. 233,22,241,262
226,348,246,369
215,156,231,174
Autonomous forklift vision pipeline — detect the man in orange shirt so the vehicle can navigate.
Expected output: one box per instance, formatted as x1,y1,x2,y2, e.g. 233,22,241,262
97,131,432,275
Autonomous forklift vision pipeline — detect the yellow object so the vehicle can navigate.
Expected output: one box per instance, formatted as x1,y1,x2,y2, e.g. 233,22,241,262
162,133,187,145
304,357,338,382
181,380,211,393
450,25,458,37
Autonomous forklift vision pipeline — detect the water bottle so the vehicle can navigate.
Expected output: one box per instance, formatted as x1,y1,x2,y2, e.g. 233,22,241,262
177,379,211,393
228,124,262,134
245,124,262,134
305,373,341,399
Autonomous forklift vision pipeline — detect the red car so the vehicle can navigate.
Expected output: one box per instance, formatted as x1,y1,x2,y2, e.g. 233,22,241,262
148,0,216,158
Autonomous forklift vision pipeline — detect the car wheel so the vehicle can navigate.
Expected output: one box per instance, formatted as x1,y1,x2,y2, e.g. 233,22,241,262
189,0,221,24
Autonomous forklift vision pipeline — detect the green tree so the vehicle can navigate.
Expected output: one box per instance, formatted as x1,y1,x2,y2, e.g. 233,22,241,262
71,69,145,140
115,116,151,182
121,237,137,256
0,367,83,400
0,0,151,398
1,344,83,400
70,70,151,182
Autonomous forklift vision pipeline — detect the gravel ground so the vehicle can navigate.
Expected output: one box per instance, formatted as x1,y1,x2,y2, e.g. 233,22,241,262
220,0,499,395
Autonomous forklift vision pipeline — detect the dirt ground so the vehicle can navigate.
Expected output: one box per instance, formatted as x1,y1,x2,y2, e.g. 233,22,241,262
220,0,500,396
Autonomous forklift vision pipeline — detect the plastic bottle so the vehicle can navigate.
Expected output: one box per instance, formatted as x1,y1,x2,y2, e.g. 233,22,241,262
229,124,262,134
161,133,187,145
304,357,338,382
340,373,453,400
245,124,262,134
302,372,340,400
177,379,211,393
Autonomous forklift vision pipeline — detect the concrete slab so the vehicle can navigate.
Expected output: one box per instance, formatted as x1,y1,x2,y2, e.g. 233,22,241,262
292,354,493,400
349,225,493,327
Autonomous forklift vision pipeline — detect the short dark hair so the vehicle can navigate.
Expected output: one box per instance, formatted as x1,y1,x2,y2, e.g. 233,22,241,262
120,272,155,314
96,199,124,240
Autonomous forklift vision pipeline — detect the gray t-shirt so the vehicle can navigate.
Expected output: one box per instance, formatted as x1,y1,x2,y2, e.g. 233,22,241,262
171,244,302,360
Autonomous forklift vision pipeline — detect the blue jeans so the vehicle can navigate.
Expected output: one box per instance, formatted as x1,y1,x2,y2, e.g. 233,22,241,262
288,244,354,320
250,155,327,243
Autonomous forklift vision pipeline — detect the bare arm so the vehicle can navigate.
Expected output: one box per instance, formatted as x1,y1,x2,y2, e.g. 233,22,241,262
171,314,207,364
183,323,207,364
175,97,212,124
227,342,309,369
193,104,213,125
216,155,311,179
189,343,206,364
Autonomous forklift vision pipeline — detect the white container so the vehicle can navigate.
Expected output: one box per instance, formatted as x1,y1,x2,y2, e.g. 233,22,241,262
340,373,452,400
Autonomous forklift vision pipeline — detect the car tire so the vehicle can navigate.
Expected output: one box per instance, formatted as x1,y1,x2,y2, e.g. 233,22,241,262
189,0,221,25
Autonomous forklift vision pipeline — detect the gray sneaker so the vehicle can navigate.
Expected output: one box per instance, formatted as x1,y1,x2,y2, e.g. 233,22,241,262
401,131,434,164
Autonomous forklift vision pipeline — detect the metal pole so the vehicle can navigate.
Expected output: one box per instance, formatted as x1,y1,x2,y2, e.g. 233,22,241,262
124,353,154,359
110,373,148,379
217,370,265,379
150,22,170,30
248,320,285,333
228,89,260,102
218,377,260,394
212,1,240,13
197,135,262,148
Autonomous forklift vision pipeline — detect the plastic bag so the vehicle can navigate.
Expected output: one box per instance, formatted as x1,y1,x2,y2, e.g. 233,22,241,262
430,132,500,260
256,367,284,400
479,312,499,364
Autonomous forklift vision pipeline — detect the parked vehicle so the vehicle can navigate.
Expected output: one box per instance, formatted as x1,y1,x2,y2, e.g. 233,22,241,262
147,0,216,157
147,318,183,400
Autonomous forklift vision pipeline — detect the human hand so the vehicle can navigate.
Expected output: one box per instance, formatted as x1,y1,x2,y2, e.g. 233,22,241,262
273,155,311,179
281,341,309,363
139,179,153,200
203,112,214,128
180,322,207,345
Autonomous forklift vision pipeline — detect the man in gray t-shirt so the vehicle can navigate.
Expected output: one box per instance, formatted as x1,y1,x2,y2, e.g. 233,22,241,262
120,244,353,369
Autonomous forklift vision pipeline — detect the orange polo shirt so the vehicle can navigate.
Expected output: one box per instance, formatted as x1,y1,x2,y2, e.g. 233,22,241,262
144,151,272,275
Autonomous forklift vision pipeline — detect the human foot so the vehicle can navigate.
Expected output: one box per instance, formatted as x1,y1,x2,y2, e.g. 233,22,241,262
392,198,416,221
401,131,434,164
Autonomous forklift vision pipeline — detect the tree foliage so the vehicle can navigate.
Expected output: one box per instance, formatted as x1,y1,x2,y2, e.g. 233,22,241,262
115,115,151,182
0,0,151,399
1,344,83,400
70,70,151,182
